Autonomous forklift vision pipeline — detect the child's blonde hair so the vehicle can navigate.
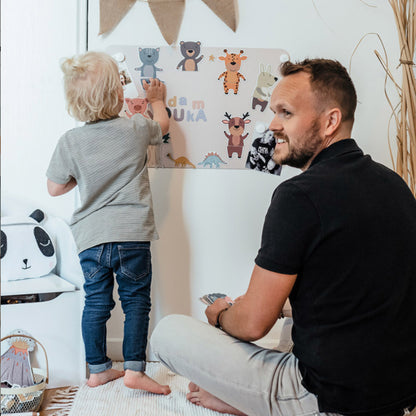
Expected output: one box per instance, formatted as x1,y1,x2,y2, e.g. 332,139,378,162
61,51,122,122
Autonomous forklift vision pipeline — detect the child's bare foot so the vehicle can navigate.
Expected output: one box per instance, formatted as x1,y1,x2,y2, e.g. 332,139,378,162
124,369,171,395
186,382,247,415
87,369,125,387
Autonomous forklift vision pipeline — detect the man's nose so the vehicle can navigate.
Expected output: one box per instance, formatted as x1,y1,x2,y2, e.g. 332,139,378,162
269,116,283,131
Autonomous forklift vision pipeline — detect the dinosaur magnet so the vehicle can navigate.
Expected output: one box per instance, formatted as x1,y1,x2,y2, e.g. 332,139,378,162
198,152,227,168
167,153,196,168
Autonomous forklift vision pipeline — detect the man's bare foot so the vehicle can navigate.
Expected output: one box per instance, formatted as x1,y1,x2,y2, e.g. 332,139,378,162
87,369,125,387
186,382,247,415
124,369,171,395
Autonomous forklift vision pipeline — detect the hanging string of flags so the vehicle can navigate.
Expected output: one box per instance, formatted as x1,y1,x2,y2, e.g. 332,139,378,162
99,0,238,45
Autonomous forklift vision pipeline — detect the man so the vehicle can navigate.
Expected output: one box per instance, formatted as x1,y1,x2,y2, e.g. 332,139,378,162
151,59,416,416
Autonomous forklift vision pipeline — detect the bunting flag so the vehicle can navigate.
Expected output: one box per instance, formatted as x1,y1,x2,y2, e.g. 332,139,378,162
99,0,136,35
99,0,237,42
201,0,237,32
148,0,185,45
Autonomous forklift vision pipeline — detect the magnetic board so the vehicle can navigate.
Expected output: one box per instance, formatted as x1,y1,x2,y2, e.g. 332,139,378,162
107,43,289,174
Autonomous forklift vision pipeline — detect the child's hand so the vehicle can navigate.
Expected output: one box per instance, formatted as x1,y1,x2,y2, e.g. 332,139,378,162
142,78,166,104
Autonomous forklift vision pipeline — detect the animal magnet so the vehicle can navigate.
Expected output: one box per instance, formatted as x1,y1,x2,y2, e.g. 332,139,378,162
112,52,137,99
120,70,132,88
252,64,278,112
135,47,163,82
198,152,227,168
1,210,56,281
246,125,282,175
218,49,247,95
222,112,251,158
124,97,149,118
167,153,196,168
177,41,204,71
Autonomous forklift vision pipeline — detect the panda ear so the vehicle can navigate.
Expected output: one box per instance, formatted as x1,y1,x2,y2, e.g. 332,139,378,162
29,209,45,223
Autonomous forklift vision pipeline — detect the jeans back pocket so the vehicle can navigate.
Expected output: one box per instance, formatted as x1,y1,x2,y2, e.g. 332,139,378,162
79,244,105,279
118,243,151,281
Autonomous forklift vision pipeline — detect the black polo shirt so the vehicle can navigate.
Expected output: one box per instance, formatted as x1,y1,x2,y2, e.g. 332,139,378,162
255,139,416,415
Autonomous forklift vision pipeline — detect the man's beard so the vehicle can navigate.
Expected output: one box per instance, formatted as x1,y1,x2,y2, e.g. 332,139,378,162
273,119,323,170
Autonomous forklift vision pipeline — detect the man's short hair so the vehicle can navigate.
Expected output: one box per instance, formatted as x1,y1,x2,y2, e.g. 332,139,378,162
280,59,357,123
61,51,122,122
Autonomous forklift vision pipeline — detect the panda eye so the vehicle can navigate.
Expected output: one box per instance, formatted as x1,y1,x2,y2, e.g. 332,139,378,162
33,227,55,257
1,230,7,259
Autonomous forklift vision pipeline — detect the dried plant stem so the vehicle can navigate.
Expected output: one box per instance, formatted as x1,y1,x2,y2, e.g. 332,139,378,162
387,0,416,195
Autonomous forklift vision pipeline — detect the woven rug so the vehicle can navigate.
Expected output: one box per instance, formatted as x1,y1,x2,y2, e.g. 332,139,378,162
63,362,233,416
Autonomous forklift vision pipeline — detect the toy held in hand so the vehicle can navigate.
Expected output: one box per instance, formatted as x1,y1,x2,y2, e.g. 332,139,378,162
199,293,234,306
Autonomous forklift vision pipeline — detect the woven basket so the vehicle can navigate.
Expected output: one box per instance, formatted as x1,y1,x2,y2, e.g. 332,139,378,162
1,334,49,414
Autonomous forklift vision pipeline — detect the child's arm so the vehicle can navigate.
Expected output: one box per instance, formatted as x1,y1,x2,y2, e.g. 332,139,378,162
47,177,77,197
142,78,169,136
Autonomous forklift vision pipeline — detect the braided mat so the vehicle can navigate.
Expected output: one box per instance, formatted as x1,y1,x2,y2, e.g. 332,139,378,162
67,362,232,416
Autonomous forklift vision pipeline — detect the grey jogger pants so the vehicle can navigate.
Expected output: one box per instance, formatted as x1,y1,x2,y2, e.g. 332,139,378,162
150,314,341,416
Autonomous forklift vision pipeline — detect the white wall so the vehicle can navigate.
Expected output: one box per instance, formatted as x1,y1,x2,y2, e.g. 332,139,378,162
1,0,86,218
2,0,402,358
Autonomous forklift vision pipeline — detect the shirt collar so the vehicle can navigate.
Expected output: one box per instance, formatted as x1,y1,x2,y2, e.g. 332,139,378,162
309,138,363,168
86,115,120,125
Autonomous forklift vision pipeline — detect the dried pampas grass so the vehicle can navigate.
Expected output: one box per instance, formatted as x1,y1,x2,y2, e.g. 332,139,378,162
376,1,416,196
350,1,416,196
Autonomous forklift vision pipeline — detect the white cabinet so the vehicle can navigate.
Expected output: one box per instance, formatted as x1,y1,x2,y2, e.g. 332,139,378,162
1,217,86,388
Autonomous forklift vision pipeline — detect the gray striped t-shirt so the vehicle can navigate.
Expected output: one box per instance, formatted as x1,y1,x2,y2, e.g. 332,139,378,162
46,114,162,253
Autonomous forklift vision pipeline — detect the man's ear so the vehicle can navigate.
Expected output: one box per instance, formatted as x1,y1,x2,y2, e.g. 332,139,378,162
324,108,342,136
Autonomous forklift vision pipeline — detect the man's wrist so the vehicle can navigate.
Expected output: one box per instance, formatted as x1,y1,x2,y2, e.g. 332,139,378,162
215,307,229,330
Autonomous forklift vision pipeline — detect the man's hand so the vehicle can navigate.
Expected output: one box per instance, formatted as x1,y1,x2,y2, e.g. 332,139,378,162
203,265,297,341
205,298,231,327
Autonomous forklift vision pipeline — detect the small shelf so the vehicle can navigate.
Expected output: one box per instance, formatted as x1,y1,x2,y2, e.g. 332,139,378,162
1,273,77,297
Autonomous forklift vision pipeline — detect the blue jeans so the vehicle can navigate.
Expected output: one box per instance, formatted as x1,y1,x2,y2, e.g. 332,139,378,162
79,242,152,374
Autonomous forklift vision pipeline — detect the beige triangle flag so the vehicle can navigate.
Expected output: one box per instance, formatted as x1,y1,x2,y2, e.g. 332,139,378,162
201,0,237,32
148,0,185,45
99,0,136,35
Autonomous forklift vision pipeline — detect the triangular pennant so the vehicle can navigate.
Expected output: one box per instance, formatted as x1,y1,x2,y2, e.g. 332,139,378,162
99,0,136,35
201,0,237,32
148,0,185,45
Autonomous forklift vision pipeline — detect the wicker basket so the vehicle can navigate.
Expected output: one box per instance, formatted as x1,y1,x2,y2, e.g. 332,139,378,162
1,334,49,414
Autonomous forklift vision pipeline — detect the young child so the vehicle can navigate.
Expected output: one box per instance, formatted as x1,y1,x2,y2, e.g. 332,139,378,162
46,51,170,394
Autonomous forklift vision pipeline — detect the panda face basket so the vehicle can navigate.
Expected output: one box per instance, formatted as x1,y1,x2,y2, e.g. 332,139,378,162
1,334,49,414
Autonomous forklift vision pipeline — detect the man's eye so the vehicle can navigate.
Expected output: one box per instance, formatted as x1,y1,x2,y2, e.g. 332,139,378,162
278,109,291,118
